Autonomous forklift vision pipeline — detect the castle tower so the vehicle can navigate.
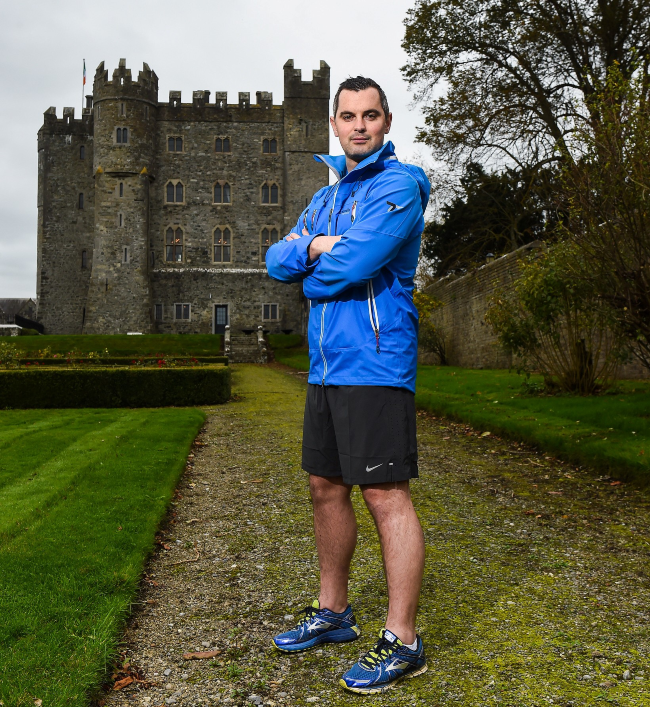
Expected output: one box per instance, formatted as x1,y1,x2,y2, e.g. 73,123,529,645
83,59,159,333
283,60,330,233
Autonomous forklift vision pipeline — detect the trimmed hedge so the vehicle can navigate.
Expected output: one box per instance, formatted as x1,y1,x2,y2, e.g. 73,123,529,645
0,365,231,409
17,356,229,367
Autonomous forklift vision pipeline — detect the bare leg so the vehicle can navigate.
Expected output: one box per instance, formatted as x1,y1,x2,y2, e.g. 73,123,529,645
361,481,425,645
309,475,357,613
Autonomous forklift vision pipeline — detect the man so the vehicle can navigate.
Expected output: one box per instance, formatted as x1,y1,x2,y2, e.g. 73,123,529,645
265,76,430,694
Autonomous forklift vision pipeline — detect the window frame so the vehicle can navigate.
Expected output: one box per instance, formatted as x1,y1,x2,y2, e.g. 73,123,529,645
262,138,278,154
164,224,184,263
212,225,233,264
165,179,185,205
174,303,191,321
260,225,280,262
167,135,184,153
114,126,129,145
260,181,280,206
212,180,232,205
262,303,280,321
215,136,232,153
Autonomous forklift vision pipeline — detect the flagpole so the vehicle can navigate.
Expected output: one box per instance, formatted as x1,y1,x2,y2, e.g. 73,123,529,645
82,59,86,114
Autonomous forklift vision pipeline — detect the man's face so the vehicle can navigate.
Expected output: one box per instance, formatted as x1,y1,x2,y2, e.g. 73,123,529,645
331,88,392,165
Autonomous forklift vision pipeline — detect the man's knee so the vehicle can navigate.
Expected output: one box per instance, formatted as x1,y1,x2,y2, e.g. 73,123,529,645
361,481,412,518
309,474,352,506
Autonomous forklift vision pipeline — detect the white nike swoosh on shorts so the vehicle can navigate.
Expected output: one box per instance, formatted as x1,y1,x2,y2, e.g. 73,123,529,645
366,463,382,472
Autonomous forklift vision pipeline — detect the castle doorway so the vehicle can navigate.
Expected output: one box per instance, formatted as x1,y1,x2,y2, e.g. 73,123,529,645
214,304,229,335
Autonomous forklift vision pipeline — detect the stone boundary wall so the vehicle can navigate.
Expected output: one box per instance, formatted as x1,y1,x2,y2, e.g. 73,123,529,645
423,242,648,379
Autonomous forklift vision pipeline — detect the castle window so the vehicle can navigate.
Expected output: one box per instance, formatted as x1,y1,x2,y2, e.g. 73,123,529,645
213,226,232,263
119,102,126,117
155,304,163,321
262,138,277,154
261,182,279,205
119,182,124,197
260,226,279,259
81,250,88,269
175,303,191,320
79,145,85,160
165,226,183,262
150,250,155,267
165,180,184,204
215,137,231,153
263,303,279,320
123,246,130,263
78,193,84,209
168,136,183,152
213,181,231,204
96,104,101,119
116,127,129,144
118,212,124,227
145,105,149,120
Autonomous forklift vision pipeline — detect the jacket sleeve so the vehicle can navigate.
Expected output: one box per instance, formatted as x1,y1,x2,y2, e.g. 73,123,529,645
265,208,318,283
302,172,423,300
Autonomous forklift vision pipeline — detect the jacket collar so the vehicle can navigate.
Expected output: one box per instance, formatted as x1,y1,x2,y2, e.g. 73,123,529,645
314,141,397,182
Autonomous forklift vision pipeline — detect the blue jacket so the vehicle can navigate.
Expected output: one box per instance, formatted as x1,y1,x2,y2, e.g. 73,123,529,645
265,141,430,393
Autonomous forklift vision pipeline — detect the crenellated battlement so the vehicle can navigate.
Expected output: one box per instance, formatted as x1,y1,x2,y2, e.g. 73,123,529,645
40,106,93,136
93,58,159,103
284,60,330,99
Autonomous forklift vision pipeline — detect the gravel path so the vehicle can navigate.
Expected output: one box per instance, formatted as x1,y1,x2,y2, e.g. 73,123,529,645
102,364,650,707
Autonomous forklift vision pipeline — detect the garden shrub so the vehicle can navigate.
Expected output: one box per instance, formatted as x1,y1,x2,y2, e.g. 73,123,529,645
485,240,625,394
0,365,231,409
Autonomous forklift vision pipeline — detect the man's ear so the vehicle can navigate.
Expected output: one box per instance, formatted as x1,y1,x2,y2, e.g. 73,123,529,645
330,115,339,138
384,112,392,135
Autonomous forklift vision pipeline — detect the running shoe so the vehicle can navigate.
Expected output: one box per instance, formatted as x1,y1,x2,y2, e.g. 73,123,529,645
340,628,427,694
272,599,361,653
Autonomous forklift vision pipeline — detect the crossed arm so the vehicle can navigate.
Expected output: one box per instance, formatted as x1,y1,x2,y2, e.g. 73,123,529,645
286,229,340,261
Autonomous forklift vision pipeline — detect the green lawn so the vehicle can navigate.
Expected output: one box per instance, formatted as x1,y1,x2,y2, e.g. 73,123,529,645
0,407,205,705
274,350,650,482
13,334,223,357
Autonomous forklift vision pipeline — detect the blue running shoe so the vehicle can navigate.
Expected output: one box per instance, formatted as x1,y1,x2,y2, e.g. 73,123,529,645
272,599,361,653
340,628,427,694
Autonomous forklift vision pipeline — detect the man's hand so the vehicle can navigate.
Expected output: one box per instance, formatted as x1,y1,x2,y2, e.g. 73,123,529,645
308,235,341,260
284,228,341,260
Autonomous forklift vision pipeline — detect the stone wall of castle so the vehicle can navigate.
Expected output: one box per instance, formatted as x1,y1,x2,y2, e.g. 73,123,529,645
36,59,329,336
424,242,649,379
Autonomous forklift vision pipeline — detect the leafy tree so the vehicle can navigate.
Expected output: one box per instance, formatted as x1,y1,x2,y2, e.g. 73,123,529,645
485,241,624,393
402,0,650,171
560,62,650,370
422,163,558,277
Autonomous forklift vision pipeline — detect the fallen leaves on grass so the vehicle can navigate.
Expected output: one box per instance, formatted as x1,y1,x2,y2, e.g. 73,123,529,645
182,649,222,660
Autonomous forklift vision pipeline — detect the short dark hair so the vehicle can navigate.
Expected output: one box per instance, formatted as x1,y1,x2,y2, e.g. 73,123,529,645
333,76,390,118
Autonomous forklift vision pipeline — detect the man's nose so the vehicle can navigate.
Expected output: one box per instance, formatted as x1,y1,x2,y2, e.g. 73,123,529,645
353,117,366,132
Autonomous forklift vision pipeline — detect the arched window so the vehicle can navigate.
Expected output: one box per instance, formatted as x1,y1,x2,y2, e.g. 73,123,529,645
78,193,84,209
213,226,232,263
215,137,231,153
168,136,183,152
165,226,183,262
119,182,124,197
261,182,279,205
116,127,128,144
261,226,279,259
79,145,85,160
213,181,231,204
262,138,277,154
165,180,184,204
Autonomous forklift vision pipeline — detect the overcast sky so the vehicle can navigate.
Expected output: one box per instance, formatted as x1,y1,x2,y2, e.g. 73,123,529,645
0,0,429,298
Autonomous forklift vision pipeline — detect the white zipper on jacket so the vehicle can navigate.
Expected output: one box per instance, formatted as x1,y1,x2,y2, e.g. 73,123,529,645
318,181,341,384
367,280,381,354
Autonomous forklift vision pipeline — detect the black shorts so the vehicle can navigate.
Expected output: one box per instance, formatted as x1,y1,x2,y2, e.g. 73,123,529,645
302,384,418,486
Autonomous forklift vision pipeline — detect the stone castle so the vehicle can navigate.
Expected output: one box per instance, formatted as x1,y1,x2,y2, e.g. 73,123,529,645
36,59,330,336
